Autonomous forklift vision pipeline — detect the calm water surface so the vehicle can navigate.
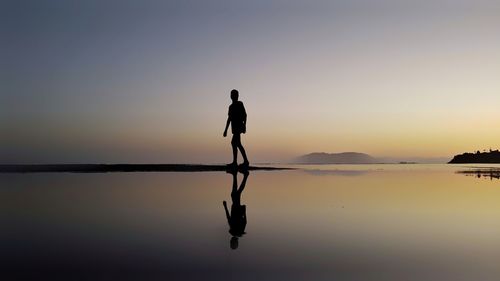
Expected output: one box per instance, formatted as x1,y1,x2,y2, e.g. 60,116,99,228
1,164,500,280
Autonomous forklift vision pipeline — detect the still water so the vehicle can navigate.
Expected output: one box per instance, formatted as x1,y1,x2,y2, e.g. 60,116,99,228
1,164,500,280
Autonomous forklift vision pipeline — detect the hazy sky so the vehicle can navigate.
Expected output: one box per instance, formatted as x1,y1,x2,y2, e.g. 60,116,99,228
1,0,500,163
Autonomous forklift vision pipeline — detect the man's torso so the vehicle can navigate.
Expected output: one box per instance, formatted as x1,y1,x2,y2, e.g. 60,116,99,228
228,101,245,134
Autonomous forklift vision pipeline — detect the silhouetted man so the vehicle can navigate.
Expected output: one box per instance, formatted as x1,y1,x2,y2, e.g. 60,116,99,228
223,169,249,250
223,89,249,167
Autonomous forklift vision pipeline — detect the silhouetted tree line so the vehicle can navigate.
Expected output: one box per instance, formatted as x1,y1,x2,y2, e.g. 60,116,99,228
449,149,500,163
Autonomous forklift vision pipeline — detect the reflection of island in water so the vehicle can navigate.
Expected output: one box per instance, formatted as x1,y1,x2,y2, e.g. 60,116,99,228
457,169,500,180
223,170,249,250
303,169,369,177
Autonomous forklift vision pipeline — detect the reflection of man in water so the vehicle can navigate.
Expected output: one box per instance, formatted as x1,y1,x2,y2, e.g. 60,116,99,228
223,89,249,167
223,170,249,250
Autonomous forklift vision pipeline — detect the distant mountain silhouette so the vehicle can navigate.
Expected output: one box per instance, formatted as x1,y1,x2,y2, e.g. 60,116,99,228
293,152,449,164
449,150,500,164
293,152,377,164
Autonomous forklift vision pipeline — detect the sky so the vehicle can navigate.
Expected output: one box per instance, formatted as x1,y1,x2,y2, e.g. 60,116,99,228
1,0,500,164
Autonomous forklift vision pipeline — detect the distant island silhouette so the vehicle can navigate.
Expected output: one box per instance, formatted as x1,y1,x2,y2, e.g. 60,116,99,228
449,150,500,164
0,164,290,173
294,152,448,164
293,152,378,164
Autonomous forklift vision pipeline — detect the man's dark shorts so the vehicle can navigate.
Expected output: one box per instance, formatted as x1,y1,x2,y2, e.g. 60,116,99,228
231,133,241,146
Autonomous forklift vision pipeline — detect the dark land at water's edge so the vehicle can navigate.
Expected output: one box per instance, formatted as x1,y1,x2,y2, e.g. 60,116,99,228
449,150,500,164
0,164,292,173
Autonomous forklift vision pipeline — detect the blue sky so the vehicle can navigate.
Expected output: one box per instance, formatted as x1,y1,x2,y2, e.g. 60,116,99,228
2,0,500,163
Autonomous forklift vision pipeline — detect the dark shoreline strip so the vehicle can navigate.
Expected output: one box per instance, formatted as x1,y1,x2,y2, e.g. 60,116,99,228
0,164,292,173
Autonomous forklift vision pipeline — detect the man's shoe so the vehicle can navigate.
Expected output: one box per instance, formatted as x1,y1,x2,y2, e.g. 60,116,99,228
239,161,250,170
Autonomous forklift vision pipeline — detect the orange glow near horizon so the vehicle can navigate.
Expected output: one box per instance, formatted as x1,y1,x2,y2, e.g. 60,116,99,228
2,1,500,163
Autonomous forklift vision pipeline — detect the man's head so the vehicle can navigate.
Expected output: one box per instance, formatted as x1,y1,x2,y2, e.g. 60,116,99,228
230,237,239,250
230,89,239,101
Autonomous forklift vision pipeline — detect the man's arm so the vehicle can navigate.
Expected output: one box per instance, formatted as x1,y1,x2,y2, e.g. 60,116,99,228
223,117,230,137
242,103,247,133
223,201,230,223
242,205,247,225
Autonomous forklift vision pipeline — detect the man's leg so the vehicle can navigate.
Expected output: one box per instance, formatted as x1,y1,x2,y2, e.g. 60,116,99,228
238,145,248,164
231,134,238,164
236,136,249,165
231,171,240,205
238,170,249,193
231,171,238,193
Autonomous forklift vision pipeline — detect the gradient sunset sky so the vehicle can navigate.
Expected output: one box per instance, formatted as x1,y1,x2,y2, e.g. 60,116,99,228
1,0,499,163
